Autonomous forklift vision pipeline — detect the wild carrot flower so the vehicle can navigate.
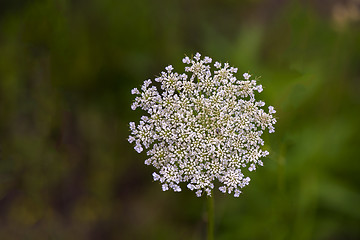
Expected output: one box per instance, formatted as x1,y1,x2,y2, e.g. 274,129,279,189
129,53,276,197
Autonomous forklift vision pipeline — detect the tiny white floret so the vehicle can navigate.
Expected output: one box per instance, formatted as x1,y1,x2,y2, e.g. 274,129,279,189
243,73,251,80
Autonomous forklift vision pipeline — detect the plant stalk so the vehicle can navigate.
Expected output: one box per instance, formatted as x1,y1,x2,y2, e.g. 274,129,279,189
207,195,214,240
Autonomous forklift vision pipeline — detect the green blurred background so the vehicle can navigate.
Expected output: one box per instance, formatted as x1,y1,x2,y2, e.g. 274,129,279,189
0,0,359,239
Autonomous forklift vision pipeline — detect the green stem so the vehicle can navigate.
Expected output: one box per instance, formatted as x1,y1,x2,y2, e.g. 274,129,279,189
207,195,214,240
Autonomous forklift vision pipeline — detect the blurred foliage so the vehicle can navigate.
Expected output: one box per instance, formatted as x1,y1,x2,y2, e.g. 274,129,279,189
0,0,359,239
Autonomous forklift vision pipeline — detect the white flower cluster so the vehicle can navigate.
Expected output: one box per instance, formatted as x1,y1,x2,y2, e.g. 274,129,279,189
129,53,276,197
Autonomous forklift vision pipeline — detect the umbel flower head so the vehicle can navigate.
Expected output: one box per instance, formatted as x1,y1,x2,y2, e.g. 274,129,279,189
129,53,276,197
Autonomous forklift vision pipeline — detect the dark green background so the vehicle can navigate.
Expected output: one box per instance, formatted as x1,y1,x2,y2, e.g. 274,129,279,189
0,0,359,239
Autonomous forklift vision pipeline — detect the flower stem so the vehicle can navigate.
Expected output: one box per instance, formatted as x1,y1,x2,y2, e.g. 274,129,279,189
207,195,214,240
